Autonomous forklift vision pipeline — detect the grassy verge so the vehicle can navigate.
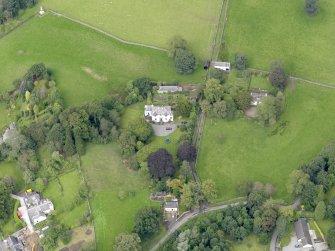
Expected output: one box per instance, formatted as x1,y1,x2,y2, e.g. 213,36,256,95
197,82,335,201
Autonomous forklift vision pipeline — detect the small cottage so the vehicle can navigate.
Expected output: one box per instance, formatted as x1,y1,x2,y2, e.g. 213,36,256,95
294,218,313,250
250,90,269,106
213,61,230,72
164,199,179,221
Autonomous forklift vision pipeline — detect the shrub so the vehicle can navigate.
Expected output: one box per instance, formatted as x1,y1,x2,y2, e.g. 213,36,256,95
305,0,319,16
175,49,196,74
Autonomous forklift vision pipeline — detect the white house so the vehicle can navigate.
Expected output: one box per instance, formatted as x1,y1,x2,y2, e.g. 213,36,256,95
164,199,179,221
144,105,173,123
157,86,182,94
213,61,230,72
250,90,268,106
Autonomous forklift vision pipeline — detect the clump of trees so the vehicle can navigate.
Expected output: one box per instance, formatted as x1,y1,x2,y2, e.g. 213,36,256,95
200,78,245,119
257,91,284,126
327,225,335,249
40,216,72,250
162,190,279,250
114,233,142,251
305,0,320,16
0,0,36,23
0,177,17,225
234,53,248,70
125,77,156,105
148,148,175,179
269,61,286,90
287,141,335,210
133,206,162,237
177,141,196,162
168,36,196,74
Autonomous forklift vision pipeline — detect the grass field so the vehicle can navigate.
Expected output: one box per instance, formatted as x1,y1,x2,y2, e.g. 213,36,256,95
41,0,222,59
0,161,24,188
43,170,88,227
197,82,335,201
0,14,204,107
225,0,335,84
81,143,160,250
231,235,265,251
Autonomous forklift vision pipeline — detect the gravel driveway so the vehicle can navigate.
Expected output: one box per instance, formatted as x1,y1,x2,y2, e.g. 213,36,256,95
151,123,177,136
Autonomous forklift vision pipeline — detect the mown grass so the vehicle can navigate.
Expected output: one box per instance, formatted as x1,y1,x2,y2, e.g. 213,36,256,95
81,143,161,250
231,235,265,251
225,0,335,84
0,14,204,107
0,161,24,188
197,82,335,201
41,0,222,59
43,170,87,227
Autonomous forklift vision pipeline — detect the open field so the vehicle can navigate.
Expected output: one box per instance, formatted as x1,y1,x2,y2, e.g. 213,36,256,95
225,0,335,84
197,82,335,201
81,143,160,249
231,235,265,251
0,161,24,188
43,170,88,227
41,0,222,59
0,14,204,107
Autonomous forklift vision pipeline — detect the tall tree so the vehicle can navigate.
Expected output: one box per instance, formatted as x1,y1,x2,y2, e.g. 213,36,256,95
114,233,141,251
201,179,218,203
269,61,286,90
148,149,176,179
175,49,196,74
177,141,196,162
305,0,319,16
133,207,162,237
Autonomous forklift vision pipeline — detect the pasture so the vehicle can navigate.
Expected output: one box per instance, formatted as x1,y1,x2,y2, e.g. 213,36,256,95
41,0,222,59
43,170,88,227
197,82,335,201
224,0,335,84
0,14,204,107
81,143,160,249
0,161,24,188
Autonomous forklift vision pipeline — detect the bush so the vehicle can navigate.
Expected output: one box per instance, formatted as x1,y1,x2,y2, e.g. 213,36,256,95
305,0,319,16
269,61,286,90
133,207,162,237
175,49,196,74
234,53,248,70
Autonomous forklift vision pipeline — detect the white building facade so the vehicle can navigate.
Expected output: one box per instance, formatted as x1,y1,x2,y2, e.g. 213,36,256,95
144,105,173,123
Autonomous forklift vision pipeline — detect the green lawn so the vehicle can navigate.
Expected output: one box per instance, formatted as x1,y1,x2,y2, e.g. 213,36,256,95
197,82,335,201
231,235,265,251
43,170,87,227
41,0,222,59
225,0,335,84
0,161,24,189
317,219,334,236
0,14,204,107
81,143,160,250
120,102,144,129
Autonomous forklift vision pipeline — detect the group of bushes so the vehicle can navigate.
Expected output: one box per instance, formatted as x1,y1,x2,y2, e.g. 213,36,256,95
0,0,36,23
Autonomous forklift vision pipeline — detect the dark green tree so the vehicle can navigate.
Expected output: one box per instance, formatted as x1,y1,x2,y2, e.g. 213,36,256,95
175,49,196,74
234,53,248,70
133,207,162,237
305,0,319,16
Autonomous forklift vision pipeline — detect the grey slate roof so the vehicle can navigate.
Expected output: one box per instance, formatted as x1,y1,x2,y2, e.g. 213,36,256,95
165,201,178,209
294,218,313,246
145,105,173,116
158,86,182,93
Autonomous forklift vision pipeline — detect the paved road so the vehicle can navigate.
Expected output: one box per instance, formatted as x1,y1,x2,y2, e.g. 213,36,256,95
10,194,34,232
150,200,246,251
151,123,177,137
48,9,167,52
270,199,300,251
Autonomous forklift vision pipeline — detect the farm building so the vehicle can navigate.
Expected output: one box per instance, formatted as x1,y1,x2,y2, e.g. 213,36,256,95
294,218,313,250
157,86,182,94
144,105,173,123
213,61,230,72
250,90,269,106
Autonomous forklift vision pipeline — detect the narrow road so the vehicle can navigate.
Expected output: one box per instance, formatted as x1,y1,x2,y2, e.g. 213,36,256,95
150,200,246,251
47,9,168,52
270,199,300,251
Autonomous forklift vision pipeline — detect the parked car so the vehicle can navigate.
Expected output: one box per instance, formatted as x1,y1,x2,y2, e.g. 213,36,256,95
166,127,172,130
181,121,188,125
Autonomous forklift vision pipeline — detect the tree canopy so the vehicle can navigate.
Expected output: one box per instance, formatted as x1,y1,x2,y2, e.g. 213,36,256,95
175,49,197,74
177,141,196,162
148,148,176,179
269,62,286,90
114,233,141,251
133,207,162,237
305,0,319,16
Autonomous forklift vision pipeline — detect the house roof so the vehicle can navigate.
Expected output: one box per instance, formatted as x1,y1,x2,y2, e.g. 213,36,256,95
145,105,173,116
165,201,178,209
250,90,268,102
294,218,313,246
213,61,230,68
158,86,182,92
